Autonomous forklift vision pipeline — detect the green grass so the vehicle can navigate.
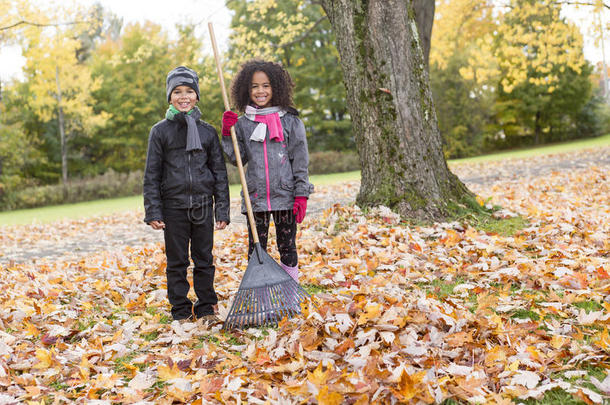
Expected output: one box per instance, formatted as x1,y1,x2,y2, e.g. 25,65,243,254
1,135,607,226
510,308,541,321
302,283,331,295
448,133,609,164
0,171,361,226
416,277,467,299
573,300,604,313
516,388,589,404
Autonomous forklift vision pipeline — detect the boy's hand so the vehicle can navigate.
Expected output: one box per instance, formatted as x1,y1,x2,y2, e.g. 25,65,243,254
222,111,238,137
148,220,165,230
216,221,228,230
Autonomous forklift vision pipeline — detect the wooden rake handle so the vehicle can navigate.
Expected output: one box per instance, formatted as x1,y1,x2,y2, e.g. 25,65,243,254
208,22,260,245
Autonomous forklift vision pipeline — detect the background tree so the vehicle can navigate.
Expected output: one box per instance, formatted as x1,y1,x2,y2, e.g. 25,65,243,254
90,22,181,173
430,0,497,158
493,0,592,144
227,0,352,151
21,6,107,185
320,0,473,220
413,0,435,69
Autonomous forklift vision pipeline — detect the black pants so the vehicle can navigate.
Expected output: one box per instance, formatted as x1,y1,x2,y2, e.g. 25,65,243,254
247,210,297,267
163,206,217,320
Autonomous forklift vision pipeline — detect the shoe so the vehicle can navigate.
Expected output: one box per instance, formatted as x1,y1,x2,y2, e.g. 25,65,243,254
199,314,221,325
176,315,194,325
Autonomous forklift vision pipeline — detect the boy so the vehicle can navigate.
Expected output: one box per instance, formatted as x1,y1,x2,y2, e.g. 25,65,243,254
143,66,230,324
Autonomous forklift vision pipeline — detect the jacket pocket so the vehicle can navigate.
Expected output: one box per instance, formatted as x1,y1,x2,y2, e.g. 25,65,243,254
280,178,295,192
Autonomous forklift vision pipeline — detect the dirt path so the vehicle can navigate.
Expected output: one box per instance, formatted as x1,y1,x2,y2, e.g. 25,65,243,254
1,147,607,265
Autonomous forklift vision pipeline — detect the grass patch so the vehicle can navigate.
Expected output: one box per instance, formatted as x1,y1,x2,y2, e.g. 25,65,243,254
49,380,69,391
113,352,138,373
510,309,540,321
449,133,610,165
141,331,160,341
446,197,529,236
516,388,589,404
303,283,331,295
158,314,172,324
573,300,604,313
76,319,97,331
417,277,466,299
2,135,607,226
0,172,361,226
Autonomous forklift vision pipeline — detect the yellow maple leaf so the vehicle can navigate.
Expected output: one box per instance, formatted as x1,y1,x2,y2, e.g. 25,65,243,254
393,370,423,401
506,360,520,372
308,362,329,386
485,346,507,367
358,303,382,325
592,328,610,351
157,363,183,381
23,321,39,337
34,348,54,369
550,335,569,349
526,346,544,361
317,386,343,405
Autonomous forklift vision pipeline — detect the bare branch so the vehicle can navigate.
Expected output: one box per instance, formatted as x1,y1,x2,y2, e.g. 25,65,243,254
554,0,610,9
275,15,328,49
0,20,90,32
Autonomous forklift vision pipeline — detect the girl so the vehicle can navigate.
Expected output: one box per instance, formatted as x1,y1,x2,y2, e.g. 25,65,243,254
221,59,313,281
144,66,230,324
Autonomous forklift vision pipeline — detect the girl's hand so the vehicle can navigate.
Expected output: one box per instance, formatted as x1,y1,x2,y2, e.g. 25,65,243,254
222,111,238,136
148,220,165,230
293,197,307,223
216,221,228,230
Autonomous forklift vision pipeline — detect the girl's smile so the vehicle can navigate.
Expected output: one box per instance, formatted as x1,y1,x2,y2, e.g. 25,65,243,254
250,71,273,108
170,85,198,112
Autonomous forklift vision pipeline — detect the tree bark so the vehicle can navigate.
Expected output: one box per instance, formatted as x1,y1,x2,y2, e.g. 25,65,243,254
55,65,68,185
320,0,472,221
413,0,434,69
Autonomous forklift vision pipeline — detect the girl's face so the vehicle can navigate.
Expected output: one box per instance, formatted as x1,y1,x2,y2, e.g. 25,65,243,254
170,85,198,112
250,71,273,108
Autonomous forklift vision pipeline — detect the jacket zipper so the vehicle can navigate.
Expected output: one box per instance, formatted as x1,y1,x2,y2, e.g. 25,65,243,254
188,152,193,208
263,138,272,211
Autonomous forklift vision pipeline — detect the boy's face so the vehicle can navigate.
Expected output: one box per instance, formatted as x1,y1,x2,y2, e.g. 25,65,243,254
170,85,198,112
250,71,272,108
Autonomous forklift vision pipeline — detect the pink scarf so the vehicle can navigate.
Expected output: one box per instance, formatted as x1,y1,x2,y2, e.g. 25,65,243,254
245,105,284,142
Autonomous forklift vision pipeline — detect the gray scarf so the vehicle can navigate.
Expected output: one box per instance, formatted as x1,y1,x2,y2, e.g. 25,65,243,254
165,105,203,152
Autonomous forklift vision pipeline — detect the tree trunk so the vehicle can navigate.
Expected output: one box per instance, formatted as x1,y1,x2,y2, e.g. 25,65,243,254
534,110,541,145
320,0,472,221
55,65,68,185
413,0,434,69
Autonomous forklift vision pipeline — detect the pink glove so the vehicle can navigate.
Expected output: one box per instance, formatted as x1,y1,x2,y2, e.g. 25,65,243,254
293,196,307,223
222,110,238,137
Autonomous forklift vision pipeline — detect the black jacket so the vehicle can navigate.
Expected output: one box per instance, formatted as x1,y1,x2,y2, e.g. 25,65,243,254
143,117,230,224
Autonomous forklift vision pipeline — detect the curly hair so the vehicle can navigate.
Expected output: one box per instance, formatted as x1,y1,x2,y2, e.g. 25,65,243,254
230,59,295,112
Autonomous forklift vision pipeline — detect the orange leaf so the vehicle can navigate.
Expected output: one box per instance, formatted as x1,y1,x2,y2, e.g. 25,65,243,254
200,376,223,397
393,370,418,401
596,266,610,280
317,386,343,405
334,338,355,355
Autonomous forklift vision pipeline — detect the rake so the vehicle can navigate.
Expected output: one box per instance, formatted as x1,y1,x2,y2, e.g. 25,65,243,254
208,23,311,329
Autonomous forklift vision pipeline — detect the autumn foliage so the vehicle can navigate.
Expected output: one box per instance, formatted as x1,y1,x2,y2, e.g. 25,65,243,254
0,148,608,403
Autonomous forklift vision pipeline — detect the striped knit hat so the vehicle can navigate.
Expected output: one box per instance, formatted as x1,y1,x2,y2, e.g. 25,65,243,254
166,66,200,102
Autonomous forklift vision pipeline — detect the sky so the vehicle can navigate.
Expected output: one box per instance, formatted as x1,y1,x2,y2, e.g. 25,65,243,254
0,0,233,80
0,0,608,81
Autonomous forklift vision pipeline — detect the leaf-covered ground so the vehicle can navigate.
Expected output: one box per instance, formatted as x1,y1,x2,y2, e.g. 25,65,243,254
0,148,608,404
